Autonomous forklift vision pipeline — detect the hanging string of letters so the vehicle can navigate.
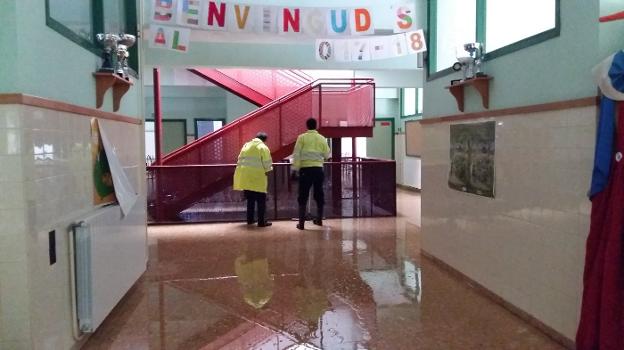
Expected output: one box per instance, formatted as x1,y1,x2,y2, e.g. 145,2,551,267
149,0,427,59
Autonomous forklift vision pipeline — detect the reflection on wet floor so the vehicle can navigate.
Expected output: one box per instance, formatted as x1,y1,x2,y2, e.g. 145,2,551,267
83,190,564,350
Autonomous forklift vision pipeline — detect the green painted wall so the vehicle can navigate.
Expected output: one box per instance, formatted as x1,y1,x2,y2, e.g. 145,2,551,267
600,0,624,59
0,0,142,117
424,1,601,117
0,2,18,91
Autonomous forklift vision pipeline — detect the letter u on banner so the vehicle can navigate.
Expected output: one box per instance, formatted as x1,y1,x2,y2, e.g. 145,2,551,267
327,9,349,35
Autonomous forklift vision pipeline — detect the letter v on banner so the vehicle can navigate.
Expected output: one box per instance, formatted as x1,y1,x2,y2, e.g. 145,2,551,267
228,4,252,32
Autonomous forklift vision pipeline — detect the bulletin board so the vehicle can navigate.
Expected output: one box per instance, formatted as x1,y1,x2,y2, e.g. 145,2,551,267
405,120,423,157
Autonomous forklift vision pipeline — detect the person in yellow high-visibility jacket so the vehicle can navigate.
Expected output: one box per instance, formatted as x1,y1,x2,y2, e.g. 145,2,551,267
234,132,273,227
292,118,330,230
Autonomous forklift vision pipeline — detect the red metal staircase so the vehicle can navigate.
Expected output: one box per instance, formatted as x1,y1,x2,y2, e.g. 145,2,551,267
188,68,313,106
149,78,375,221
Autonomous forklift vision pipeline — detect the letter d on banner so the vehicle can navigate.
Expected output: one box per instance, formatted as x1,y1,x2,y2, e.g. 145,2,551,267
315,39,334,61
351,8,373,35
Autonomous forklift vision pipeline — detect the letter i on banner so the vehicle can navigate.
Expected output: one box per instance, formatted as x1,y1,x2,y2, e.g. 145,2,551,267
315,39,334,62
153,0,177,23
392,3,416,33
255,6,277,34
406,29,427,54
177,0,201,27
203,1,227,31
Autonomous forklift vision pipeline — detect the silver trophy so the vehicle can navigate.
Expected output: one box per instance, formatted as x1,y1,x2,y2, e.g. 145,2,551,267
96,33,120,73
452,43,484,81
115,34,136,80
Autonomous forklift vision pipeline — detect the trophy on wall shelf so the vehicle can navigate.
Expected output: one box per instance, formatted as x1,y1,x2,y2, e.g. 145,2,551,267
95,33,120,73
116,34,136,80
452,42,486,82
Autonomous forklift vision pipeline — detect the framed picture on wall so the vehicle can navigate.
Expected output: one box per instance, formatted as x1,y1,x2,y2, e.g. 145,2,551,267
405,120,422,157
448,121,496,198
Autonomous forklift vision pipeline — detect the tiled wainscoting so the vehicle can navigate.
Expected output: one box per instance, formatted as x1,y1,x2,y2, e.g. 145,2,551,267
0,98,147,350
421,101,597,346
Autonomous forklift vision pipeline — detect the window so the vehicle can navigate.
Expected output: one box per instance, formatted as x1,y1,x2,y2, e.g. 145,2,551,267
195,119,225,139
45,0,139,72
401,88,423,118
428,0,560,78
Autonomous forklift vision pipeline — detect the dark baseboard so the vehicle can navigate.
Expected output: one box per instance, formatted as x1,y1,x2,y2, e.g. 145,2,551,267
396,184,421,193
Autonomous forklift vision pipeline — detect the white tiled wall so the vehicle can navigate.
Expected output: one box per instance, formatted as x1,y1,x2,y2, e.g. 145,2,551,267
0,104,147,349
421,106,596,340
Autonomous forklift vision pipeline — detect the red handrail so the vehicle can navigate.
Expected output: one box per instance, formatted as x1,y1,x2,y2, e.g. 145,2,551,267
163,78,374,162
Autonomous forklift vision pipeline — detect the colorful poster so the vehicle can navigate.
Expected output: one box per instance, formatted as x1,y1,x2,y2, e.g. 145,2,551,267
91,119,116,206
153,0,178,24
392,3,416,33
448,122,496,198
149,24,191,52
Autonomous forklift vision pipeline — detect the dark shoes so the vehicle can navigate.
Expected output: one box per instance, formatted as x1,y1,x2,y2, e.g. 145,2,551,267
313,219,323,226
296,223,305,230
258,221,272,227
247,221,256,225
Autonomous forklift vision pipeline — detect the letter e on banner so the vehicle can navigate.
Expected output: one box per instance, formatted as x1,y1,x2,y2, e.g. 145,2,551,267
316,40,334,62
153,0,177,23
406,29,427,54
350,8,373,35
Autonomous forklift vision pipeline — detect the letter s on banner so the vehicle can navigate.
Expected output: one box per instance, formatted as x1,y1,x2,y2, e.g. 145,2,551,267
406,29,427,54
316,40,334,62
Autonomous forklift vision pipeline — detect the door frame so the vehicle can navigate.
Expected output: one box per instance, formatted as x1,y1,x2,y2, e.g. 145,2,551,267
194,118,227,139
145,118,188,153
372,117,396,160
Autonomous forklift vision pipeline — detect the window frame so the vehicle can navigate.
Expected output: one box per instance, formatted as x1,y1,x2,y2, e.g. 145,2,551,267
194,118,227,139
400,88,423,119
45,0,139,75
426,0,561,81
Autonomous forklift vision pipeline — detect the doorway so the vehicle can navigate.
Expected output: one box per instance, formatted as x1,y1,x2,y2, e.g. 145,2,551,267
366,118,395,160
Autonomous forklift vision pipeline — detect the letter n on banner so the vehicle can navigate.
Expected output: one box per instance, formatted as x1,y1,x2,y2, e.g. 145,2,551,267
203,1,227,31
350,8,373,35
280,8,301,34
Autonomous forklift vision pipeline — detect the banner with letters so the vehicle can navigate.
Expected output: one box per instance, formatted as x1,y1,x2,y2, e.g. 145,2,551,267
149,0,426,58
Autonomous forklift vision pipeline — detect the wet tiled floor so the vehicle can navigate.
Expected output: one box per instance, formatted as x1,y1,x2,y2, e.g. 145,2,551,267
83,189,564,349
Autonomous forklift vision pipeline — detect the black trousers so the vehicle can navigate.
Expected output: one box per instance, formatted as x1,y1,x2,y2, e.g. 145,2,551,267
244,190,266,224
298,167,325,221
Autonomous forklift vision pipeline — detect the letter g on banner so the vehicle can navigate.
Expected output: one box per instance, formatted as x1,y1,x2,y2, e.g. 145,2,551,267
315,40,333,61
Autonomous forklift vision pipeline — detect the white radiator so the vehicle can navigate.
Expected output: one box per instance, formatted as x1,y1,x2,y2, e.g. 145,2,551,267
71,205,147,333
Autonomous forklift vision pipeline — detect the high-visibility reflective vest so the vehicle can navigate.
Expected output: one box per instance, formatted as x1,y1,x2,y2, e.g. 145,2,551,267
292,130,330,170
233,138,273,193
